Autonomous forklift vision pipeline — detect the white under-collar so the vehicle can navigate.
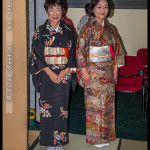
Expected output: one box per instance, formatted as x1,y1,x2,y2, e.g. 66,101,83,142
52,22,60,32
54,25,59,32
101,20,104,26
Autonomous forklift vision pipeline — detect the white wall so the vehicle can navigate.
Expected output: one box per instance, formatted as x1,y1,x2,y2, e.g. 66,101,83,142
67,8,147,56
27,6,147,111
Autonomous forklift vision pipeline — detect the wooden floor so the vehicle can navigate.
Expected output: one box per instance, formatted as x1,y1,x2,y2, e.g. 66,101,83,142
28,130,148,150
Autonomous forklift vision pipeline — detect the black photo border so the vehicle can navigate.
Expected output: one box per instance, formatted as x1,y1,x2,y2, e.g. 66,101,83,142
67,0,147,9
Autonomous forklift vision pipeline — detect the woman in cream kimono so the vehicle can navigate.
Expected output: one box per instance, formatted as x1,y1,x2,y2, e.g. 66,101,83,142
76,0,125,147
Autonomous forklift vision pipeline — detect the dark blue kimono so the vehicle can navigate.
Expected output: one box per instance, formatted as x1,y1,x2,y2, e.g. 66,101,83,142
28,19,77,146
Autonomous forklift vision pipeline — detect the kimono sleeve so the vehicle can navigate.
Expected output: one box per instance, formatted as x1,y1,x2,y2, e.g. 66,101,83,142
28,27,48,92
113,37,125,67
28,27,48,75
76,25,92,68
66,30,77,68
65,30,78,91
109,26,125,67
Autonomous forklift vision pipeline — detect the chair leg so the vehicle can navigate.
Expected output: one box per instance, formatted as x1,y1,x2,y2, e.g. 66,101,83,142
145,90,148,121
142,88,145,121
133,93,136,103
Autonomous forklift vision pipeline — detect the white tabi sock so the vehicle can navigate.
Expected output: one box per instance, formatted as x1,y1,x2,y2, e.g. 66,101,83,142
93,143,109,147
46,146,56,150
56,146,64,150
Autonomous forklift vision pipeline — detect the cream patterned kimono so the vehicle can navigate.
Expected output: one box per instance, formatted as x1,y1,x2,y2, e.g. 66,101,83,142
76,18,125,144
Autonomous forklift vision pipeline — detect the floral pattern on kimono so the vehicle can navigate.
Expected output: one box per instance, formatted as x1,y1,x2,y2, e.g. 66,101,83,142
76,18,125,144
53,131,67,146
29,19,77,146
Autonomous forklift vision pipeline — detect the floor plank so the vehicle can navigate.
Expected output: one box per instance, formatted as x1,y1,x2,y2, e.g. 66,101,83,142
120,139,147,150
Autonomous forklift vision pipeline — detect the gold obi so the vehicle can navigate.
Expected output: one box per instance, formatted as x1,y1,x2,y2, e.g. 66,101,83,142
44,47,69,65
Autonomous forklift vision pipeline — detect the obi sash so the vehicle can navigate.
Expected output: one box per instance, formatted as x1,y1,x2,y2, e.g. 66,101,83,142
44,47,69,65
89,46,114,63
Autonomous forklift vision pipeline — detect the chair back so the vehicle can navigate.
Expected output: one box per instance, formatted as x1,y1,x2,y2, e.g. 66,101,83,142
116,56,143,92
137,48,148,75
119,56,143,77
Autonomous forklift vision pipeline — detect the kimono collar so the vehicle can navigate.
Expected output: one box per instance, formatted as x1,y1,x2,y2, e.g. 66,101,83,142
45,19,63,35
53,22,60,32
88,18,106,31
101,20,105,26
91,18,105,27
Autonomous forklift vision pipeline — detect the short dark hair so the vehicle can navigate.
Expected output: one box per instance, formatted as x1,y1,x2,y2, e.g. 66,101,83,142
44,0,64,12
88,0,112,17
62,0,68,11
85,3,90,14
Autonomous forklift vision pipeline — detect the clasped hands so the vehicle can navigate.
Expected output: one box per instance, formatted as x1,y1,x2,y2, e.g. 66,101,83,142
43,67,70,84
81,65,118,86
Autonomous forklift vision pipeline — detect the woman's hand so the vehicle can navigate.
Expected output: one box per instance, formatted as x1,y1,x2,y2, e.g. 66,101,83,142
114,65,118,80
43,67,59,83
81,68,91,86
57,68,70,82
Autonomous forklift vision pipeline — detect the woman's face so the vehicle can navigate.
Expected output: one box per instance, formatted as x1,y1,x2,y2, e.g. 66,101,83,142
93,0,109,23
47,4,62,28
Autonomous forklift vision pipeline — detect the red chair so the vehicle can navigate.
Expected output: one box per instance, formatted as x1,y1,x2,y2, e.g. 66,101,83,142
137,48,148,120
137,48,148,84
116,56,145,119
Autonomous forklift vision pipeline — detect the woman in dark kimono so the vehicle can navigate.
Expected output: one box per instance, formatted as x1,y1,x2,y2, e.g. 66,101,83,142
76,0,125,148
28,0,77,149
